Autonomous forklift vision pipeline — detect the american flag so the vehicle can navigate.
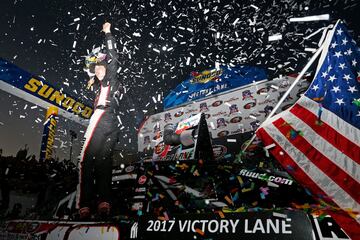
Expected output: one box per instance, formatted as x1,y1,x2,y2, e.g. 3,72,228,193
256,21,360,239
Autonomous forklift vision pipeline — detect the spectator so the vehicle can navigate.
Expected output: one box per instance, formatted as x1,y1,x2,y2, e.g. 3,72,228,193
0,156,10,214
28,155,37,164
0,148,79,220
7,203,22,219
16,144,28,161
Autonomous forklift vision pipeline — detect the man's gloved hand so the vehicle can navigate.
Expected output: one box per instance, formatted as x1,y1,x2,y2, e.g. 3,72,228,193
102,22,111,34
87,77,95,89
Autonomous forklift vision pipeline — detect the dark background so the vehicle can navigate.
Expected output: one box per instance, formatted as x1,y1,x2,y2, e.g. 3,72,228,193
0,0,359,162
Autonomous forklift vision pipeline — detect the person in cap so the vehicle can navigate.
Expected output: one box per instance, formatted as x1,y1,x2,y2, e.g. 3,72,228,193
77,22,121,220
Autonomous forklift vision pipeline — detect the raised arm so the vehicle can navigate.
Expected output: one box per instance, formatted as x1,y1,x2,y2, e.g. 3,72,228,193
102,22,119,74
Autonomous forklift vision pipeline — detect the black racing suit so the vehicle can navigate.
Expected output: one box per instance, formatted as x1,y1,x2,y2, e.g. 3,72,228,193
76,32,121,209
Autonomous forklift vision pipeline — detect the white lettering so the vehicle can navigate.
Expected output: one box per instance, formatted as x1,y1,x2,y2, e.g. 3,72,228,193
208,220,219,233
187,219,191,232
168,220,175,232
219,220,229,233
275,177,282,183
267,219,279,233
253,219,265,233
179,220,188,232
259,173,267,180
229,219,239,233
191,220,200,232
239,169,247,175
282,219,292,234
199,220,208,233
244,219,252,233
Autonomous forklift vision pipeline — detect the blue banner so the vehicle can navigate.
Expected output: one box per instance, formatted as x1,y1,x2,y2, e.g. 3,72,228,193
0,58,93,119
163,65,267,109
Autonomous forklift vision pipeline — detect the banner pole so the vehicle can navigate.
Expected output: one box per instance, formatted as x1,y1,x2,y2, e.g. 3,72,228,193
242,26,331,153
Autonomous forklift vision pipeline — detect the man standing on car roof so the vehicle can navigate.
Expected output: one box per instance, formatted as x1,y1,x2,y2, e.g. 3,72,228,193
76,22,122,220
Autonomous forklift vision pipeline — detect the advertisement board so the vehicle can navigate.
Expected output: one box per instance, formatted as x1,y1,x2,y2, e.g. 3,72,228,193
0,213,349,240
164,66,267,109
0,58,92,126
138,75,309,155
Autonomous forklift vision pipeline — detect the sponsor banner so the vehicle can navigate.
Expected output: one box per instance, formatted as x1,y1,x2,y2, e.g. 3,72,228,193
164,65,267,109
150,143,196,162
0,58,92,126
39,107,58,161
238,169,294,186
138,75,309,152
138,210,313,240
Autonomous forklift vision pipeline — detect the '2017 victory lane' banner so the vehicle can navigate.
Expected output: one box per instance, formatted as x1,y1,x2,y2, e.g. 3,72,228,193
137,210,313,240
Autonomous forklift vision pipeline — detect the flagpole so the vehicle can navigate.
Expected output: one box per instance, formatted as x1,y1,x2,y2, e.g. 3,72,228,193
242,26,332,153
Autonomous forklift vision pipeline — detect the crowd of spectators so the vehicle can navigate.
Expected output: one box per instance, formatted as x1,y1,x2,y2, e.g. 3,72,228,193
0,145,78,219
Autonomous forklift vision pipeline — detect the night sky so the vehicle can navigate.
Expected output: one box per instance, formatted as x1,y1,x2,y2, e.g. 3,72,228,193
0,0,359,162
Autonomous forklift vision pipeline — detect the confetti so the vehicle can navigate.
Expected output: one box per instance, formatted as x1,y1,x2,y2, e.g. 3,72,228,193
267,181,279,188
224,195,233,205
217,210,225,218
195,228,205,236
237,176,244,186
250,4,259,10
305,48,317,53
232,18,239,26
264,143,276,150
289,14,330,22
268,34,282,42
272,212,288,219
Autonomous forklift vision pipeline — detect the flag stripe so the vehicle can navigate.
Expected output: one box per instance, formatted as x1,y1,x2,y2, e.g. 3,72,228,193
296,96,360,145
261,122,360,214
272,118,360,203
257,127,360,239
282,108,360,181
290,101,360,164
257,126,360,215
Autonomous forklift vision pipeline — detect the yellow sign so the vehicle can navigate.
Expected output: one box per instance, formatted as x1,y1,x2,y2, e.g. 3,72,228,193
45,117,57,160
190,69,223,84
46,105,58,119
24,78,93,119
